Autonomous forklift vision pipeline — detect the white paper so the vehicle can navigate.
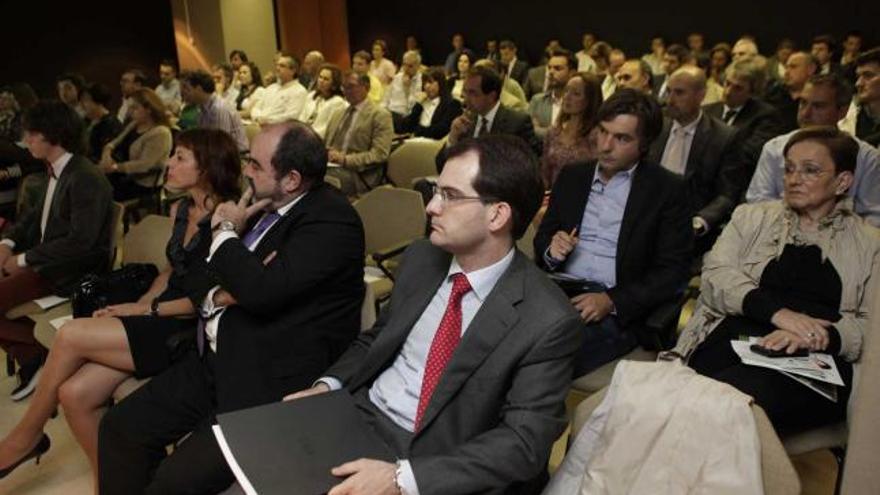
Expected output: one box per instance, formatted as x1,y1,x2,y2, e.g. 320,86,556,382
212,424,258,495
33,295,69,310
327,162,342,168
404,136,440,144
730,339,844,386
780,371,838,402
49,315,73,331
363,266,386,284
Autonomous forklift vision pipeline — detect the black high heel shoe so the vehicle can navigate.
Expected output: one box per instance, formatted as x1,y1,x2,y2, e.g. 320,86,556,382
0,433,51,479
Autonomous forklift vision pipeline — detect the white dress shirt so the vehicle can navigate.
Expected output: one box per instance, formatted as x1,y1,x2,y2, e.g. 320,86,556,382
384,72,422,116
419,97,440,127
474,100,502,137
576,51,597,73
300,93,348,139
117,97,132,123
250,80,308,125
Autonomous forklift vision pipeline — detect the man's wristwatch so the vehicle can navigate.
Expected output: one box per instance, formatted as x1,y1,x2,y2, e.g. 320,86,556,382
218,220,236,233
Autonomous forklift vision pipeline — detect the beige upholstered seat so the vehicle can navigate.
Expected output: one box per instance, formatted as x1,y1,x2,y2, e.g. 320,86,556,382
386,138,444,189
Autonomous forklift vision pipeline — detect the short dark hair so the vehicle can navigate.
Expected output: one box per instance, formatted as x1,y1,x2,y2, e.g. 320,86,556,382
445,135,543,240
213,62,235,83
56,72,85,93
81,82,112,107
271,122,328,188
180,69,216,93
159,59,178,73
548,48,577,70
499,39,517,51
666,44,690,63
595,89,663,155
856,47,880,68
344,70,371,89
124,69,148,86
423,67,450,99
783,126,858,175
175,128,242,203
22,100,84,153
229,49,249,63
352,50,372,63
808,73,853,109
812,34,836,51
467,65,502,98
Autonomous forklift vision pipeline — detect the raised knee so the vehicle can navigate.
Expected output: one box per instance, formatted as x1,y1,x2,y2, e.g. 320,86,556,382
58,378,94,410
54,319,86,350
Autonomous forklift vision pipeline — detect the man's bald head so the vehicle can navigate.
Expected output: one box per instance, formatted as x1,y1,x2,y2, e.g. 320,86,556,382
666,66,707,124
669,65,707,91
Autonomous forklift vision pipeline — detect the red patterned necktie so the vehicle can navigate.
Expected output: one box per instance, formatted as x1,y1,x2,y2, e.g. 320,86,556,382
414,272,472,431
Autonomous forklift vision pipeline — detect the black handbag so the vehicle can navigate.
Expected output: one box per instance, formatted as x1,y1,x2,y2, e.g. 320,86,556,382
71,263,159,318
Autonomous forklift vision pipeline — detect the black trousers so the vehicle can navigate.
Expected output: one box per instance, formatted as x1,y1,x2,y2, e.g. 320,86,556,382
98,351,235,495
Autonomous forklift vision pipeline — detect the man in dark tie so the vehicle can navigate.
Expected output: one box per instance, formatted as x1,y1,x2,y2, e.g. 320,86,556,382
98,122,366,493
288,135,581,495
0,100,112,400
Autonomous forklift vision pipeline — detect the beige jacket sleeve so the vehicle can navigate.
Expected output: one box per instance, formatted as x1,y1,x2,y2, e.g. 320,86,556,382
107,125,172,176
344,107,393,170
834,240,880,361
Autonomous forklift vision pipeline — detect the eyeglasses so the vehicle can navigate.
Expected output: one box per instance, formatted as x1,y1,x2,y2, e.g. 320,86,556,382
783,163,829,182
430,184,496,205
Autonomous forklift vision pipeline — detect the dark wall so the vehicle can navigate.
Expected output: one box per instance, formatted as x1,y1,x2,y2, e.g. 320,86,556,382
2,1,177,109
347,0,880,67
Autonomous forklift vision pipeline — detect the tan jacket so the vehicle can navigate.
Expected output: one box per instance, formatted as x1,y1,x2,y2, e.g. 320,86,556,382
673,199,880,362
545,360,763,495
103,122,172,187
324,99,393,171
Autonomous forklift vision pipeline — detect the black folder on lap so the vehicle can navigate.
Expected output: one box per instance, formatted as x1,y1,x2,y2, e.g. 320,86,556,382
213,390,394,495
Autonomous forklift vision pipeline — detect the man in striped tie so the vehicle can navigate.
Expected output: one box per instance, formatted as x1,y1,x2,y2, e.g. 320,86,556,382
290,135,582,495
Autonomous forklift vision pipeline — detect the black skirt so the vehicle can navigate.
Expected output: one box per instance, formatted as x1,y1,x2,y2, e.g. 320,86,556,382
121,315,196,378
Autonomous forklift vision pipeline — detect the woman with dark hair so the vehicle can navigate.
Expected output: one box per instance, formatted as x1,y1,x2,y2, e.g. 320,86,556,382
672,126,880,434
0,128,242,482
709,43,732,85
541,72,603,188
236,61,264,115
81,83,123,163
451,51,475,101
100,88,173,201
370,39,397,86
299,63,347,139
403,67,462,139
229,49,250,88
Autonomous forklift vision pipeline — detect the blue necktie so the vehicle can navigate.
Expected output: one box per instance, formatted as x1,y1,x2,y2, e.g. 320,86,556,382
241,211,281,249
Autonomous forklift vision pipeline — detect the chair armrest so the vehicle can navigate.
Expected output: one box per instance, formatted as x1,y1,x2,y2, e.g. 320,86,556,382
370,238,418,280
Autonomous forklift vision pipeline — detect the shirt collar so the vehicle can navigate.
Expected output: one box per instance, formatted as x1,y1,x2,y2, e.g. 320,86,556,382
270,190,308,218
592,161,639,185
723,103,743,114
50,152,73,178
671,111,702,136
481,100,502,124
447,248,515,302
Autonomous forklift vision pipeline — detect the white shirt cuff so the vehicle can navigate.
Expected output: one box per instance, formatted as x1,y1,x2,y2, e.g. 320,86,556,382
397,460,420,495
315,377,343,391
693,216,710,236
201,285,222,317
208,231,238,262
1,239,15,250
17,253,27,267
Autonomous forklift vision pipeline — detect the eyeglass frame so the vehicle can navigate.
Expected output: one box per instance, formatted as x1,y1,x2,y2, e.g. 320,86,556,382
782,161,833,182
430,183,499,205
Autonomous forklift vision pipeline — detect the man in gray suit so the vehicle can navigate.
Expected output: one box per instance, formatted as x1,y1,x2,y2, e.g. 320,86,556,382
289,135,582,495
529,49,576,139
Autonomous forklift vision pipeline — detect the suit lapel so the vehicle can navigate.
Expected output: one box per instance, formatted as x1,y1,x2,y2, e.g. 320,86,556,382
46,157,78,228
649,119,672,163
616,164,650,272
685,116,710,178
416,253,526,434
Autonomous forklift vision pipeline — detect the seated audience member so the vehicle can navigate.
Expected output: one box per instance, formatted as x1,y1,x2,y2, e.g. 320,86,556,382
524,47,552,101
117,69,146,123
540,72,603,188
324,72,393,195
499,39,530,86
615,59,654,95
0,101,112,403
576,32,598,73
98,122,365,494
228,49,248,86
443,33,467,75
286,134,581,495
696,54,724,105
250,55,308,126
437,65,541,171
476,58,530,113
673,126,880,434
56,73,86,119
300,63,348,139
100,88,173,201
841,48,880,146
603,49,626,99
642,35,666,76
688,32,708,60
840,31,863,75
766,38,795,83
155,59,182,116
748,74,880,226
299,50,325,90
485,38,500,64
703,58,783,180
536,89,692,377
0,89,21,143
235,61,264,117
529,49,576,139
812,35,838,75
708,43,732,85
451,51,475,101
402,67,462,139
212,63,240,112
731,37,759,62
765,51,818,132
352,50,385,104
589,42,613,81
384,50,424,132
0,128,240,481
654,43,691,103
81,83,124,163
370,39,397,87
180,70,249,152
647,66,745,253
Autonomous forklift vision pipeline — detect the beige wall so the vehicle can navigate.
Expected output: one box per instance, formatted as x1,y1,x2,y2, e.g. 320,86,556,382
220,0,277,74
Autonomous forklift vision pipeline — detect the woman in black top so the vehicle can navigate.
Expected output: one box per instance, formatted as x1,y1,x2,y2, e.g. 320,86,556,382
0,129,241,479
403,67,462,139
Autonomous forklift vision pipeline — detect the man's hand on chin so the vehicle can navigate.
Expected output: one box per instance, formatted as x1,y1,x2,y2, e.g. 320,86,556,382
328,458,400,495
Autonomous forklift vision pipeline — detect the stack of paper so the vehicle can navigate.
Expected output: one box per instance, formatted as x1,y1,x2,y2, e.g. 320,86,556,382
731,339,843,402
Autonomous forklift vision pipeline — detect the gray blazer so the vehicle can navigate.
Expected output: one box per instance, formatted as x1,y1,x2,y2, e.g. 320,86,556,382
324,240,582,494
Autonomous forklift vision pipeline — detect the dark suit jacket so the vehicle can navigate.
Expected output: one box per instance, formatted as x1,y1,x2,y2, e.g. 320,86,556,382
534,161,693,328
324,241,582,495
207,184,365,413
647,114,745,233
435,104,542,172
3,154,112,293
763,81,799,133
402,97,462,139
523,65,546,100
506,59,530,86
703,98,784,186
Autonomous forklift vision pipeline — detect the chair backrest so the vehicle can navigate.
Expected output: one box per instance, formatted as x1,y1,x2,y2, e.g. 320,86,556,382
353,186,426,255
122,214,174,270
108,201,125,269
386,139,444,190
516,221,536,261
